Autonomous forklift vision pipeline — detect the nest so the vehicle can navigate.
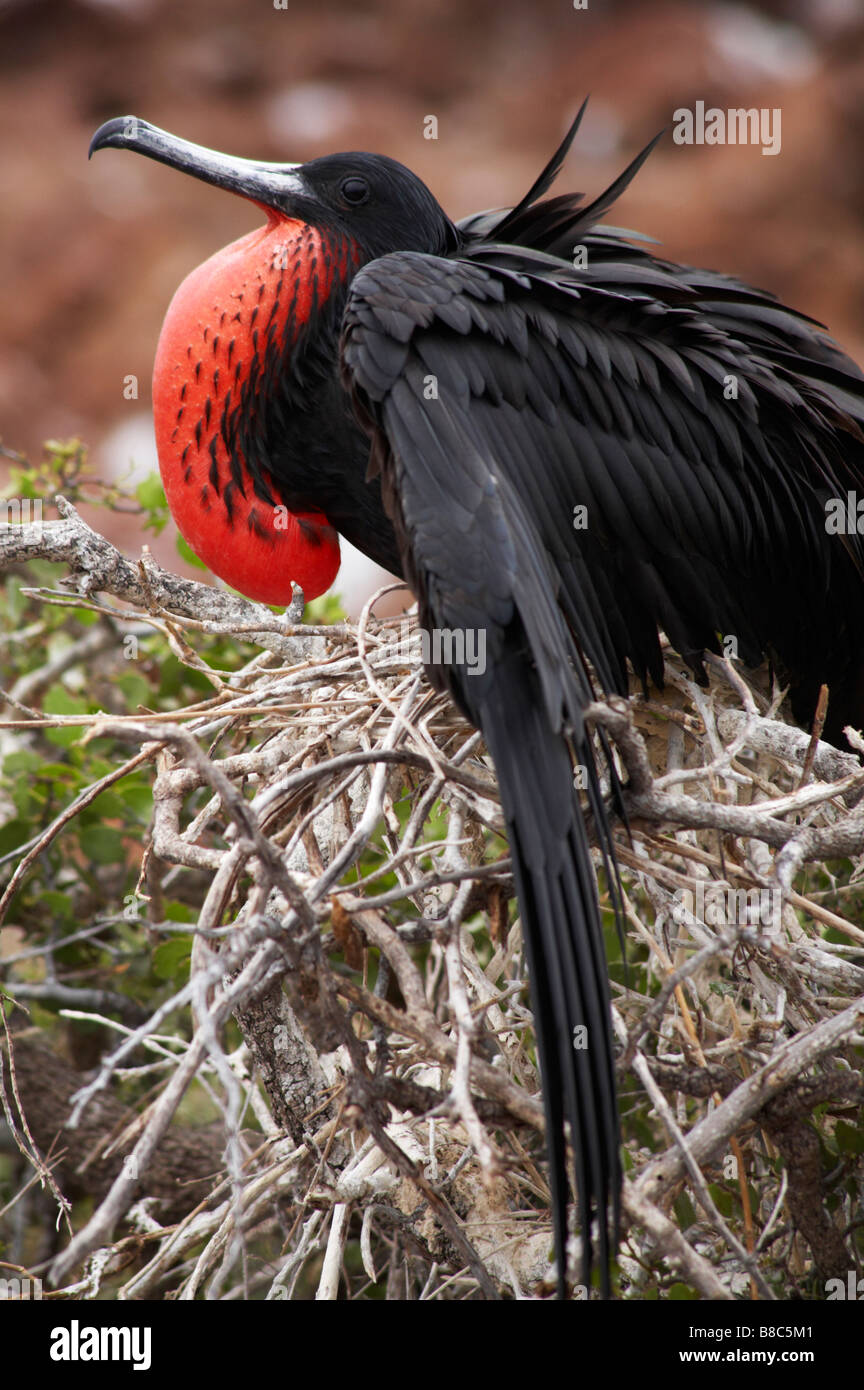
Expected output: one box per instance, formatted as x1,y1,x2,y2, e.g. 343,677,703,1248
1,511,863,1300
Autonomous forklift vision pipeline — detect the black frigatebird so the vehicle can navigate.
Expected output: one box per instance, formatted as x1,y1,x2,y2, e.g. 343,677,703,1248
89,104,864,1297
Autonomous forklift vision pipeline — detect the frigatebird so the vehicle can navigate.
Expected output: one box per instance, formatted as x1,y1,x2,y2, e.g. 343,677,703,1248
89,104,864,1297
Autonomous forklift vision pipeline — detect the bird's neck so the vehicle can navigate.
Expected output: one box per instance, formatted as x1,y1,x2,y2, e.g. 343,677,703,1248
152,214,359,603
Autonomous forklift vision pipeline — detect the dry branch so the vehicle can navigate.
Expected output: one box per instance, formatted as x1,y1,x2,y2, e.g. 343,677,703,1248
1,505,863,1299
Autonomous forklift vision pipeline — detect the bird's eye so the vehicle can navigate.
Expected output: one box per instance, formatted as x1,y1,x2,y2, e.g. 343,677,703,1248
340,176,370,205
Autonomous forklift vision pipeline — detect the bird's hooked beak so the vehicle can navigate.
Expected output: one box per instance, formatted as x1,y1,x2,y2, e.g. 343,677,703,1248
89,116,307,214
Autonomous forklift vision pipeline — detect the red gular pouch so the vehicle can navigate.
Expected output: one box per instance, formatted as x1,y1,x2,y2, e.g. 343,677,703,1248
152,214,344,604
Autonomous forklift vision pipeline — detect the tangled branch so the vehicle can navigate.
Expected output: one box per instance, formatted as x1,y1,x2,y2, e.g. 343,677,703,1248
0,501,862,1300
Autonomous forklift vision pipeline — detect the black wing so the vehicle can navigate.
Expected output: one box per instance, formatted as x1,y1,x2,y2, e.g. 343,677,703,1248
340,237,864,1293
342,249,630,1295
350,235,864,726
338,113,864,1293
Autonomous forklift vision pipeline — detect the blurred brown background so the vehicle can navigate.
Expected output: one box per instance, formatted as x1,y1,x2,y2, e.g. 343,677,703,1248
3,0,864,607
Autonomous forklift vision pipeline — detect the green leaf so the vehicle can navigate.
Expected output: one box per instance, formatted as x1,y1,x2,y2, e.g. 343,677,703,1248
304,592,347,624
0,819,32,856
12,784,39,816
5,469,43,501
45,727,83,749
118,783,153,819
673,1191,697,1228
43,688,90,748
37,762,79,781
136,473,166,511
65,605,99,627
163,900,198,924
176,534,207,570
116,673,152,708
836,1120,864,1155
3,750,44,775
707,1182,735,1218
79,826,124,865
40,890,75,919
43,688,90,718
153,935,193,981
137,474,170,536
86,790,127,819
3,574,26,624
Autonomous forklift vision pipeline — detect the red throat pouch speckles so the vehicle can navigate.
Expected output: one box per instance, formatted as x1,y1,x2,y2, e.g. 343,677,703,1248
152,215,350,603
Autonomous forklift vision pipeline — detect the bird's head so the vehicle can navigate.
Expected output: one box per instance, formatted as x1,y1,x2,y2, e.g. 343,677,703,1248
89,117,458,263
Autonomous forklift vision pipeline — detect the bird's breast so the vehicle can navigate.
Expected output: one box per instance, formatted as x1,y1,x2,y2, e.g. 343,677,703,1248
152,216,354,602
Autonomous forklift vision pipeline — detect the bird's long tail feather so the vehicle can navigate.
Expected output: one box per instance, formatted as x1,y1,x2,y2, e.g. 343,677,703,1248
477,649,620,1298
